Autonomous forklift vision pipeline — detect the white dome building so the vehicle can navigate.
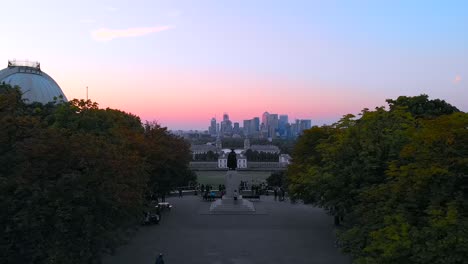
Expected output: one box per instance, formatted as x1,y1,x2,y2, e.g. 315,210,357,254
0,60,67,104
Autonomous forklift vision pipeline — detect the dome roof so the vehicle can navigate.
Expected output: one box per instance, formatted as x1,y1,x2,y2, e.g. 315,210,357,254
0,61,67,104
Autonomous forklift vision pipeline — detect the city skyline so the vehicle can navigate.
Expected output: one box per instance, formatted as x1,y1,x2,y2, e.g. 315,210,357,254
1,1,467,130
205,112,311,138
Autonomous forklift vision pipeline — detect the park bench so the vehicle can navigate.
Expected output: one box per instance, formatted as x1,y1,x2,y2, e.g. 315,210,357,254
156,202,172,211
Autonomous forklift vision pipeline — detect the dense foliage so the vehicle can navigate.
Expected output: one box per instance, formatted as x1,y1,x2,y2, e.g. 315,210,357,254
192,150,219,161
266,171,287,188
220,138,296,154
0,84,194,264
287,95,467,263
244,149,279,162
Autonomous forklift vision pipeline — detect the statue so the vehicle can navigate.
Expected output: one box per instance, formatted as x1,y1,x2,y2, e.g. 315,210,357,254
227,149,237,170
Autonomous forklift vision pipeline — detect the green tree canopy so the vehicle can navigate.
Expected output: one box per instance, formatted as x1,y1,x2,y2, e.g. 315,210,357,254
287,95,467,263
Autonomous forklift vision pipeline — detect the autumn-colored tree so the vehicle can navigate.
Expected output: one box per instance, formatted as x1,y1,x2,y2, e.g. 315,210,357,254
0,84,194,264
287,95,467,263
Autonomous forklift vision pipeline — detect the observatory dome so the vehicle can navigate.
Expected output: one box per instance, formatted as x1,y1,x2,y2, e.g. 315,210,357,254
0,60,67,104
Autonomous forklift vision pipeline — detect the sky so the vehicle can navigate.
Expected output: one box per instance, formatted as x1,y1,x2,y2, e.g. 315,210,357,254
0,0,467,130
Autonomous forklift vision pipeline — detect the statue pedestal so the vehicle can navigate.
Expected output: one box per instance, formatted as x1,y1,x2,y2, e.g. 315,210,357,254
209,170,255,214
224,170,240,199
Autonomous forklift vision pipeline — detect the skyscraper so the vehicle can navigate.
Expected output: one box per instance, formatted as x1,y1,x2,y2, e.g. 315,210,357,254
243,119,252,136
220,113,232,134
252,117,260,132
299,119,312,133
233,122,240,135
268,114,279,138
279,115,288,136
261,112,269,128
209,117,217,136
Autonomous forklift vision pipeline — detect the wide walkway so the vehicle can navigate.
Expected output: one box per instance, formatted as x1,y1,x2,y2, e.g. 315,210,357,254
102,195,350,264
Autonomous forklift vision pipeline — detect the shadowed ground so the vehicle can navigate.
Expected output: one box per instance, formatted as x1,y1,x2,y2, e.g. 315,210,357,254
102,196,351,264
196,170,271,186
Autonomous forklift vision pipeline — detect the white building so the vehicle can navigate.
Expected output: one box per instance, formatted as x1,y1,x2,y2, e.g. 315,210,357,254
218,153,248,169
279,154,292,167
237,154,247,168
218,155,228,168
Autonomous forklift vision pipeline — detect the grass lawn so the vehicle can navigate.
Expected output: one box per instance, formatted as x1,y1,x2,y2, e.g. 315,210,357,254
195,170,272,186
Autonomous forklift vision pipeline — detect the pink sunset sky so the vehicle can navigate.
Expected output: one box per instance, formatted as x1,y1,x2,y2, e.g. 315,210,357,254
0,1,466,130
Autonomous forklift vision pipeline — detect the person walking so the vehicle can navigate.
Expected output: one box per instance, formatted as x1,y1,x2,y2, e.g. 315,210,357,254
155,253,164,264
274,188,278,200
178,187,183,198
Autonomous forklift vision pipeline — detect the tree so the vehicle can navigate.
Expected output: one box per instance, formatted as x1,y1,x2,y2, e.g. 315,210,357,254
0,84,194,264
287,94,467,263
266,171,286,187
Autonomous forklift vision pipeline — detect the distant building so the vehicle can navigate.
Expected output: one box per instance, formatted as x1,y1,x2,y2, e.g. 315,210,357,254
252,117,260,133
243,117,260,137
237,154,247,168
190,144,218,159
279,154,292,167
220,113,233,134
244,138,250,150
209,117,217,136
279,115,288,136
268,114,279,138
217,153,247,169
216,136,222,149
233,122,240,135
261,112,269,128
243,119,252,136
299,119,312,134
218,154,227,168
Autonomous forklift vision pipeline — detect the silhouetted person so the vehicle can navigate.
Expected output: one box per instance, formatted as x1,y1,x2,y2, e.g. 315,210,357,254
155,253,164,264
274,188,278,200
280,187,285,201
201,184,205,193
178,187,183,198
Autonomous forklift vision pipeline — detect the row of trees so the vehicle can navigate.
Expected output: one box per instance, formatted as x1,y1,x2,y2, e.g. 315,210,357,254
244,149,279,162
287,95,467,263
192,151,219,161
0,84,195,264
266,171,287,188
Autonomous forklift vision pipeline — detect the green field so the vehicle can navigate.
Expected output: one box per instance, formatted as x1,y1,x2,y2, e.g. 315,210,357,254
195,171,272,186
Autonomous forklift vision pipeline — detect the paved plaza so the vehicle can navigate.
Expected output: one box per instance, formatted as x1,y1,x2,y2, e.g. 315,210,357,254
102,195,351,264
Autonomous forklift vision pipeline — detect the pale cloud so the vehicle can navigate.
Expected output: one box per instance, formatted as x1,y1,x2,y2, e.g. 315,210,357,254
453,75,462,84
91,26,174,41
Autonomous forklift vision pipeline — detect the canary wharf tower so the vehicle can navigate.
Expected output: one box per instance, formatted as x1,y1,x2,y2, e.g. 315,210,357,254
0,60,67,104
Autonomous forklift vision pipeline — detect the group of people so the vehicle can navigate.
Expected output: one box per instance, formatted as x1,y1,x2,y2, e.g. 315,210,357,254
198,184,223,201
273,187,286,201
